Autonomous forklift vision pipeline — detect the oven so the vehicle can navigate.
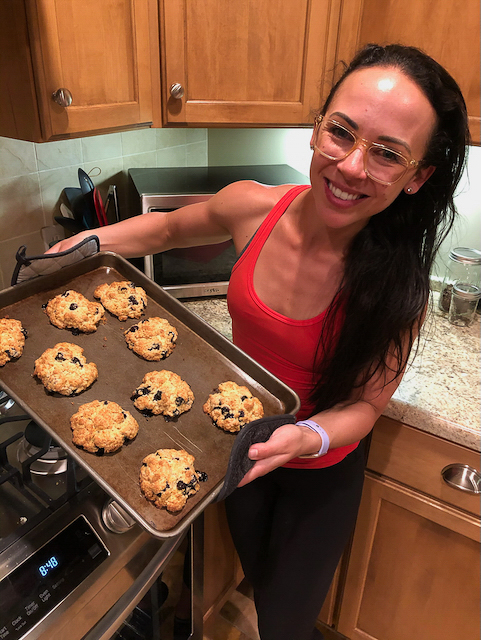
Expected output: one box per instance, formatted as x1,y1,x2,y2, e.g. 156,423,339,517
0,390,203,640
127,165,309,298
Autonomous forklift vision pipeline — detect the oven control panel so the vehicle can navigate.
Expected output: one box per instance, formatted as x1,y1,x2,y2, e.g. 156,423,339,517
0,516,109,640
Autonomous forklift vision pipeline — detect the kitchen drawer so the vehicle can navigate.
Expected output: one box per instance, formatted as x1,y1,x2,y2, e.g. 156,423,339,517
367,416,480,517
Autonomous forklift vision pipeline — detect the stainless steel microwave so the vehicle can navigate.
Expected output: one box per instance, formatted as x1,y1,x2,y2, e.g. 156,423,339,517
127,165,309,298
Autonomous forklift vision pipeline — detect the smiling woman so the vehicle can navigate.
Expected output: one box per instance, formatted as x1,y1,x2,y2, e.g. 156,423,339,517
46,43,470,640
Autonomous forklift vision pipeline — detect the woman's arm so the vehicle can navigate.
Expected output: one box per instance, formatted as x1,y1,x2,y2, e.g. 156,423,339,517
46,199,231,257
237,350,410,486
46,180,285,257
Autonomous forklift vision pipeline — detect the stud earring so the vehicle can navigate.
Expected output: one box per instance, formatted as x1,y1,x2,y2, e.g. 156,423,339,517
405,187,413,194
310,144,315,150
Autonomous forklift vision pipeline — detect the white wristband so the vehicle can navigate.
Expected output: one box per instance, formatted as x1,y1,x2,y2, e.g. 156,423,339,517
296,420,330,458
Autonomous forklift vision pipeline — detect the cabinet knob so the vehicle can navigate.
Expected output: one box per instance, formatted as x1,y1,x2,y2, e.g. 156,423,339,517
170,83,185,99
52,88,73,107
441,464,481,494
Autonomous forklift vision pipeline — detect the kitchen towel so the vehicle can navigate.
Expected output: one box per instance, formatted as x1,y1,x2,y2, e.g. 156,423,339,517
11,235,100,286
215,414,296,502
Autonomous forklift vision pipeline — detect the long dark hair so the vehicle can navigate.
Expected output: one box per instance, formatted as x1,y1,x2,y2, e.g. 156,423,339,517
310,43,470,413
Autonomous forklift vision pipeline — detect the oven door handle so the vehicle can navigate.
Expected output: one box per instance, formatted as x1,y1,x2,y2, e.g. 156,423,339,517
82,530,186,640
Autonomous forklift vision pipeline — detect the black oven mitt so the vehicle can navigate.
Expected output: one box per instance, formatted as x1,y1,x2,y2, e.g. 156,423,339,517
11,235,100,286
215,414,297,502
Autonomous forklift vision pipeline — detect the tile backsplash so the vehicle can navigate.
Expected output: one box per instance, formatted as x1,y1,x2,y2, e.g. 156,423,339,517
0,128,207,289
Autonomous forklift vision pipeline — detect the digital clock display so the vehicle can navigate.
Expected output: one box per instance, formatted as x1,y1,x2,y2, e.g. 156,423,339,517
38,556,59,577
0,517,109,640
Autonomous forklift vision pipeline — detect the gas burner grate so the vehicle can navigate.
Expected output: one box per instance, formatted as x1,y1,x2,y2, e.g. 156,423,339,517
0,413,93,553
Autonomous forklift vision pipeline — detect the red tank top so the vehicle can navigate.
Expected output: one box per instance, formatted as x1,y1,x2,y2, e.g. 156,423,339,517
227,185,359,468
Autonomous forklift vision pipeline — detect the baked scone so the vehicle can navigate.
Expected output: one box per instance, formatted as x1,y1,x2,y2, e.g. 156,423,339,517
44,289,105,333
139,448,207,512
131,370,194,418
70,400,139,454
0,318,27,366
34,342,98,396
203,381,264,433
94,281,147,321
124,317,178,361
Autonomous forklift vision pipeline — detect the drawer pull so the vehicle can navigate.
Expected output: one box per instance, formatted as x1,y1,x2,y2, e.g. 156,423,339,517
441,464,481,494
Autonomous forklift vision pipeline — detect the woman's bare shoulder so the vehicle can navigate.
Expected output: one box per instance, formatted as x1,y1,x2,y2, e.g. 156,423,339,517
208,180,296,221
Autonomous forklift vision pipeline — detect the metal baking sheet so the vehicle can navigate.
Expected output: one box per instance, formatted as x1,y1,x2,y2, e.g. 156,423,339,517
0,252,300,538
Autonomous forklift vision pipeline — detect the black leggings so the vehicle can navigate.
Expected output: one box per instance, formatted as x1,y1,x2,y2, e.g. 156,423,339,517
224,443,365,640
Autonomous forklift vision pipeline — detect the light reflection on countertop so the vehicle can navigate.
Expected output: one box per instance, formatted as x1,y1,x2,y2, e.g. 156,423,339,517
183,294,480,452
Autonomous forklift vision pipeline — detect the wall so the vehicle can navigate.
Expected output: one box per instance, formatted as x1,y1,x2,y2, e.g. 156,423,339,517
208,128,481,278
0,129,207,289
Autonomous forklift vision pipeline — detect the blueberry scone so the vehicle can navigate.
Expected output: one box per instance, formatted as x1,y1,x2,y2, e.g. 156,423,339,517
124,317,178,361
131,370,194,418
139,448,207,512
34,342,98,395
203,381,264,433
94,281,147,321
70,400,139,454
44,290,105,333
0,318,27,366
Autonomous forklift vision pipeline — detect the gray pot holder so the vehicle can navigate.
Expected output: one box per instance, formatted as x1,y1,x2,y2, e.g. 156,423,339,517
215,414,297,502
11,236,100,286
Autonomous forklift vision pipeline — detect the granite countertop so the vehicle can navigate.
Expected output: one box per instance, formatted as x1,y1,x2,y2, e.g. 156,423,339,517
183,294,480,452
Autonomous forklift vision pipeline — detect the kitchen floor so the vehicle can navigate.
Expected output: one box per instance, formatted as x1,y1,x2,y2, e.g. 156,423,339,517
203,578,260,640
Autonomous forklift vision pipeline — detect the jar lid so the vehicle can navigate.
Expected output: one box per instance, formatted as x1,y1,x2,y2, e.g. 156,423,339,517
449,247,481,265
453,282,481,300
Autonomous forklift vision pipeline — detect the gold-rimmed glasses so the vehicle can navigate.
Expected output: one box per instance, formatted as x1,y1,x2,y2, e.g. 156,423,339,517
312,116,421,186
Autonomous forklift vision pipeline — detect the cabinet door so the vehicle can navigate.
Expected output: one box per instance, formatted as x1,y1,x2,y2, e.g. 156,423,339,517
337,473,480,640
335,0,480,144
160,0,339,126
26,0,160,140
202,502,243,624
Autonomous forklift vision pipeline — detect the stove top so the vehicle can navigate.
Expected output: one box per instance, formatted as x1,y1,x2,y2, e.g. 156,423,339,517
0,390,179,640
0,391,92,553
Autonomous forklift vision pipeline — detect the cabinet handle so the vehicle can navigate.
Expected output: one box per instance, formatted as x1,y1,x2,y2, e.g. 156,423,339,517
52,88,73,107
441,464,481,494
170,83,185,99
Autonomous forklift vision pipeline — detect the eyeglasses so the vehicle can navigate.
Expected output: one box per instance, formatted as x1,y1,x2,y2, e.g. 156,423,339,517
312,116,421,186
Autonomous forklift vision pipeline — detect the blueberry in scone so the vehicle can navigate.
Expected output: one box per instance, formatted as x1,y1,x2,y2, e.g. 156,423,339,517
203,381,264,433
139,448,207,512
0,318,28,366
94,281,147,321
124,317,178,361
44,289,105,333
131,370,194,418
70,399,139,454
33,342,98,395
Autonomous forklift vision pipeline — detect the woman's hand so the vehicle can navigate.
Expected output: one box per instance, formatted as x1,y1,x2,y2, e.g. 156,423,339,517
237,423,323,486
45,232,94,254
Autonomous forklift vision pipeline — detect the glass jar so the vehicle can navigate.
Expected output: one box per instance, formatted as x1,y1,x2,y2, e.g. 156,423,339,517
438,247,481,312
448,282,481,327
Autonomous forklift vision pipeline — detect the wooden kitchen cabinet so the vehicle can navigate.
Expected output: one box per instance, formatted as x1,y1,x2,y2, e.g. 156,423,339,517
0,0,161,142
336,417,481,640
159,0,340,126
334,0,481,143
202,501,243,625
